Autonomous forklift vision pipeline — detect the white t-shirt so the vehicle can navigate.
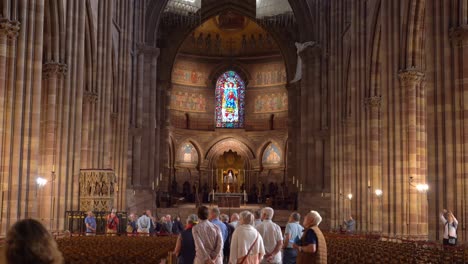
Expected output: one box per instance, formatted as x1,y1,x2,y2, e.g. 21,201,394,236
256,219,283,264
229,224,265,264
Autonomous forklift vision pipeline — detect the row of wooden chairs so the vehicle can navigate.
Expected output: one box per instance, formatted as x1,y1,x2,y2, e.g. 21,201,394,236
325,233,468,264
56,236,177,264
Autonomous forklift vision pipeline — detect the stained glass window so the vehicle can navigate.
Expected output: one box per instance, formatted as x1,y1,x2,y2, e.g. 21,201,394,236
215,71,245,128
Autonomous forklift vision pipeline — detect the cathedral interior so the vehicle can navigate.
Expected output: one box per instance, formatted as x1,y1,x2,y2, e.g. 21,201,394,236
1,0,468,251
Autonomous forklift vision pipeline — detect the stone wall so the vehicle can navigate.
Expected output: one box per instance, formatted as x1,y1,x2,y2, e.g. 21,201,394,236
0,0,134,234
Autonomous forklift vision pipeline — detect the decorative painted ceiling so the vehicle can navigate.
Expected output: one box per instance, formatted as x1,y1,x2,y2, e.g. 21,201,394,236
179,11,280,57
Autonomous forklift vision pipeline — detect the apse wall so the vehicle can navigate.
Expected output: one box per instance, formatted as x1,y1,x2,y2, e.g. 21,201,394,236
169,54,288,131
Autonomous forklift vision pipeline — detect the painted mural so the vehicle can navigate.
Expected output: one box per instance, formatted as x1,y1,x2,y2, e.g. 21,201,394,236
170,90,207,112
179,143,198,164
172,59,210,87
254,92,288,113
262,143,282,165
249,62,287,87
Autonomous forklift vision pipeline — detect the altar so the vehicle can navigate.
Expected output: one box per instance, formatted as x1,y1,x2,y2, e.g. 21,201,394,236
211,192,246,208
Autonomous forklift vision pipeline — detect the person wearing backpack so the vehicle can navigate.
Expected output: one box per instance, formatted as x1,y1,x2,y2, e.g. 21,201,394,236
106,208,119,235
440,209,458,246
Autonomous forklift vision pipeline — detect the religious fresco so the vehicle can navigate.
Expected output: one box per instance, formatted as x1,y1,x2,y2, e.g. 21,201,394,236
170,90,207,112
262,143,282,165
179,143,198,164
215,71,245,128
248,62,287,87
172,59,210,87
254,92,288,113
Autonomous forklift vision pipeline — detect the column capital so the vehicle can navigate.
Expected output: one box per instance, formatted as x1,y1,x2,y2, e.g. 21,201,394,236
83,91,99,104
314,127,329,140
43,61,68,79
0,19,20,39
449,25,468,46
398,68,424,86
136,43,160,57
364,96,382,109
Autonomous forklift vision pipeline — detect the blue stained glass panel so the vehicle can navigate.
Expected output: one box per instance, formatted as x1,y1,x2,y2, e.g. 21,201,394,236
215,71,245,128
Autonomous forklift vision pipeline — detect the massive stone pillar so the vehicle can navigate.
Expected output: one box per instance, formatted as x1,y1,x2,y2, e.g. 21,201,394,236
0,0,45,235
398,68,427,239
127,44,160,212
297,43,331,229
365,96,382,233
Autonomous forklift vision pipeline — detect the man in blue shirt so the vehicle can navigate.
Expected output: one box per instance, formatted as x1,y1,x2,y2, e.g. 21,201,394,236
209,207,228,243
344,215,356,234
84,211,96,236
283,212,304,264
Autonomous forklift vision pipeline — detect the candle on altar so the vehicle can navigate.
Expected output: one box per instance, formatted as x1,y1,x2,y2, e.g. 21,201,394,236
243,190,247,202
152,181,155,190
212,189,215,201
156,177,159,186
296,180,299,188
159,172,162,181
52,164,55,173
300,184,303,192
293,176,295,182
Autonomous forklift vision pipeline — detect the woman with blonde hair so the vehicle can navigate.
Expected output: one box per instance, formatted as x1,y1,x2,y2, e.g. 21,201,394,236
229,211,265,264
5,218,64,264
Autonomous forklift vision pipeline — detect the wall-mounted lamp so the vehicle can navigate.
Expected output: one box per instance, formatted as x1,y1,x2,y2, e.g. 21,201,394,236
375,189,383,197
347,193,353,200
36,177,47,188
416,184,429,193
409,177,429,193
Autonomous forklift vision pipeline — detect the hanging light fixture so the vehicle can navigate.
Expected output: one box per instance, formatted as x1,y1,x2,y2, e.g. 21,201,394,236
163,0,202,27
256,0,294,27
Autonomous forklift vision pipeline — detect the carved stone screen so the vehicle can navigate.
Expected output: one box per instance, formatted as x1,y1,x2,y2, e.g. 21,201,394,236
79,170,117,211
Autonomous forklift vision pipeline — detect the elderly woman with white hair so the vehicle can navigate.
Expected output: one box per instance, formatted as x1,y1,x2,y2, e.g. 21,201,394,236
293,210,327,264
229,211,265,264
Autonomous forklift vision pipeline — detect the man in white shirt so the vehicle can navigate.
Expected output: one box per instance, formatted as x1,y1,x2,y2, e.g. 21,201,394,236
256,207,283,264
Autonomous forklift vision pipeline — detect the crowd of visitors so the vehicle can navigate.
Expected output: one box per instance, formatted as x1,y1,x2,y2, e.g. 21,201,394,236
171,206,326,264
2,207,461,264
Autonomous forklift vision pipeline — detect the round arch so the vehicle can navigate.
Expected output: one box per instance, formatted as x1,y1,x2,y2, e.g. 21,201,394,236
204,137,256,169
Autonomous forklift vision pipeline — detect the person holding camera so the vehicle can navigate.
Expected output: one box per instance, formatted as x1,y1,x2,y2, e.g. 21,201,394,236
440,209,458,246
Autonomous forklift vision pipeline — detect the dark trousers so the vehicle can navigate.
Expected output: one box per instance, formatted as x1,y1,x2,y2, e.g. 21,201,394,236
443,238,457,246
283,248,298,264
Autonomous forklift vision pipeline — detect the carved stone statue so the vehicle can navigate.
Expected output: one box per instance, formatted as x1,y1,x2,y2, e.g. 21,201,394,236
291,41,316,83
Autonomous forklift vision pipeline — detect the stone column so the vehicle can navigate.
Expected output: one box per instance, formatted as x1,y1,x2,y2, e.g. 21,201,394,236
0,18,20,236
296,43,331,229
449,25,468,243
40,61,67,229
365,96,382,233
398,68,427,239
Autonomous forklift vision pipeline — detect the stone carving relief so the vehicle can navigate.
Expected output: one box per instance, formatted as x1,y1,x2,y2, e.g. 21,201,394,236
79,170,117,211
